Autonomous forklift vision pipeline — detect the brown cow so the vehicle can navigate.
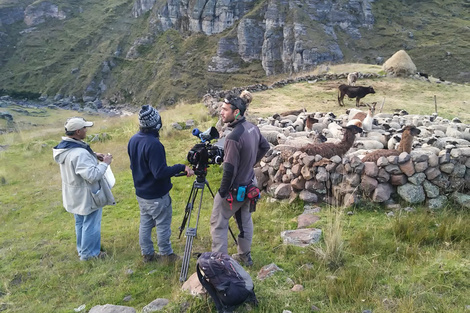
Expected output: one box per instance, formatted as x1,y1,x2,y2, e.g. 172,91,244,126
337,84,376,107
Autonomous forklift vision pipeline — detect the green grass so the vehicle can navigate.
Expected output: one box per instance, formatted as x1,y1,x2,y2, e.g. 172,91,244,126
1,78,469,312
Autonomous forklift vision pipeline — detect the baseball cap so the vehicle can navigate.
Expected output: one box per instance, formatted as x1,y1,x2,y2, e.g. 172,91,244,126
65,117,94,131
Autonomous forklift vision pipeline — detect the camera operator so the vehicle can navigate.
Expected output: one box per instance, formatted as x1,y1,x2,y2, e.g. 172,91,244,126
210,96,269,266
128,105,194,263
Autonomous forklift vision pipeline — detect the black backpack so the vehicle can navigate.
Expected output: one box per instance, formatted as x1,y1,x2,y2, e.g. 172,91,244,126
196,252,258,313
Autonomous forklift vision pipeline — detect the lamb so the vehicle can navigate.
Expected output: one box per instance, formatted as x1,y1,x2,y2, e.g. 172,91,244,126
300,125,363,158
361,125,421,162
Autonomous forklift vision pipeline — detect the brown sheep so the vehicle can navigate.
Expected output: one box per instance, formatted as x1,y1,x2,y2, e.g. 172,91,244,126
280,108,306,116
361,125,421,162
300,125,363,158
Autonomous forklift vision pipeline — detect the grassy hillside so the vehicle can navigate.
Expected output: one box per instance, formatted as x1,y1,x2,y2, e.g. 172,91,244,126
1,75,469,312
0,0,469,106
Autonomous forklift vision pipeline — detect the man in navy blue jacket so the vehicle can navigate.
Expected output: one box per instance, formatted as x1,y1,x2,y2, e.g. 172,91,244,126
128,105,194,262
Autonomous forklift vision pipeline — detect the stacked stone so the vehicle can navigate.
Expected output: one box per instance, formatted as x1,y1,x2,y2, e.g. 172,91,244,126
255,147,470,209
204,72,383,99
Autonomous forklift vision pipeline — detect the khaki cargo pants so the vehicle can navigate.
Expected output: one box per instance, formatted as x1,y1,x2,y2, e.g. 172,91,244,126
210,191,253,255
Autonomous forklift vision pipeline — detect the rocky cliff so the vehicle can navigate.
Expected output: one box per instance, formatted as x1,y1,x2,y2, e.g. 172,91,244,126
0,0,468,105
132,0,374,75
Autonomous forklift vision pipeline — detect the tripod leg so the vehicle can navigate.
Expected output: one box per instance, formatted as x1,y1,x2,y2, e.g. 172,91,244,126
178,183,199,239
229,226,238,245
179,228,196,282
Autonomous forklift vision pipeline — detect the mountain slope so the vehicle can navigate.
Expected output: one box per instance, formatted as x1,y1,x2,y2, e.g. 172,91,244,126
0,0,468,106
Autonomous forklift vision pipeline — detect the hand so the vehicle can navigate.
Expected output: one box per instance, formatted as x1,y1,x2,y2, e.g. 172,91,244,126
96,153,105,161
103,153,113,165
185,165,194,177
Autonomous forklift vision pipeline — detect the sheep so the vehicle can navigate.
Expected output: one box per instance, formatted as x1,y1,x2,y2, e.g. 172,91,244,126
307,116,334,133
347,119,363,128
446,124,464,139
300,125,363,158
353,139,384,150
347,108,363,120
261,130,283,145
282,132,327,148
279,108,305,116
273,132,327,158
327,121,343,139
387,134,401,150
258,124,294,135
347,72,358,86
361,125,421,162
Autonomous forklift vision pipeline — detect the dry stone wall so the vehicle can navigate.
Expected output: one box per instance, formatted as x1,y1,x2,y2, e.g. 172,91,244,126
255,141,470,209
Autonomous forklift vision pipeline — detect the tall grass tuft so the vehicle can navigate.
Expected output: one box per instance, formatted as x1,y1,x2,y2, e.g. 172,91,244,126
312,207,345,270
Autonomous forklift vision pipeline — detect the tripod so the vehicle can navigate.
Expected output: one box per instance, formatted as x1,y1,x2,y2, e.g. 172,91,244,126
178,169,237,282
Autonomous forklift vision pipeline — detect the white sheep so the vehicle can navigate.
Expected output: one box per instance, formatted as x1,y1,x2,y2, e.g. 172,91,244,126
353,139,384,150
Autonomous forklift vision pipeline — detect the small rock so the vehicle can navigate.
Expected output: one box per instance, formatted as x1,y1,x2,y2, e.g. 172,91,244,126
142,298,169,313
291,284,304,291
123,295,132,302
347,211,354,215
257,263,283,280
386,211,395,217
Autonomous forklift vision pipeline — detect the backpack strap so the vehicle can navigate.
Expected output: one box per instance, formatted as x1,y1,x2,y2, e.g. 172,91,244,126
196,263,225,313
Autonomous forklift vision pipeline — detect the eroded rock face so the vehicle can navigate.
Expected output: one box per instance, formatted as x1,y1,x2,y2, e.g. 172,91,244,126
132,0,375,76
0,7,24,25
24,1,66,27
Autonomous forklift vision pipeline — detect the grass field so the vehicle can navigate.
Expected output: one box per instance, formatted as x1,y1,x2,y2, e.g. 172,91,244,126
0,72,469,312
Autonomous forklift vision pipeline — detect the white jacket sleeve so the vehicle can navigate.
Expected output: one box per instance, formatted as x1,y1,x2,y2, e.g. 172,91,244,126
74,149,108,184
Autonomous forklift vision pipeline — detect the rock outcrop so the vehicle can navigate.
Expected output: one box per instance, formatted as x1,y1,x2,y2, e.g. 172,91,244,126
132,0,375,76
24,1,66,27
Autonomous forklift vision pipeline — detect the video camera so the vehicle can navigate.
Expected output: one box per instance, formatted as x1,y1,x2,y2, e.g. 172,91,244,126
186,127,224,175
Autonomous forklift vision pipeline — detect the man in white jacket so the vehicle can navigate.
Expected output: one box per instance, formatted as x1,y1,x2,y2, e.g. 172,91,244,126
53,117,114,261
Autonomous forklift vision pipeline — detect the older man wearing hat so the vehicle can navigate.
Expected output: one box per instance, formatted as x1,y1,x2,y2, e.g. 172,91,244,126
128,105,194,263
53,117,114,260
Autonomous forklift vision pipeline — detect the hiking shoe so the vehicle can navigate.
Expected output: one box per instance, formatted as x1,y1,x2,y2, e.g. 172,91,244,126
96,251,108,259
160,253,181,263
81,251,107,261
232,252,253,267
143,253,161,263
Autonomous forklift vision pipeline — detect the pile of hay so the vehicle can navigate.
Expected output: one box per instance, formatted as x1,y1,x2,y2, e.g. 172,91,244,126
383,50,417,77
